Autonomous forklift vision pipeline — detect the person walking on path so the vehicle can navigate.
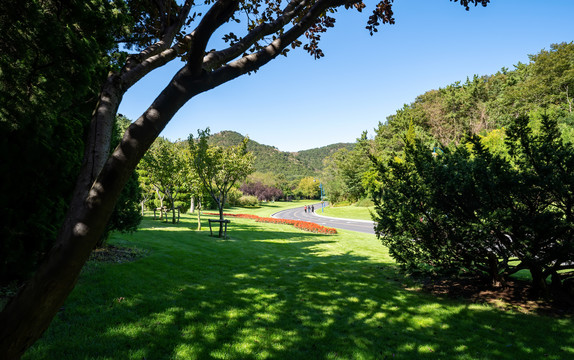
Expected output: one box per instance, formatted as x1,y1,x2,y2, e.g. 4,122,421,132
311,205,314,213
304,205,307,213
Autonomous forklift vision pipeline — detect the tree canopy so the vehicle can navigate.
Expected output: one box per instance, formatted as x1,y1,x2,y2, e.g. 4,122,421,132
0,0,492,357
188,129,255,236
372,115,574,300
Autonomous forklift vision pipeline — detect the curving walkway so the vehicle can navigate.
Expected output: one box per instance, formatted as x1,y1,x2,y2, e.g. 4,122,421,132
272,203,376,235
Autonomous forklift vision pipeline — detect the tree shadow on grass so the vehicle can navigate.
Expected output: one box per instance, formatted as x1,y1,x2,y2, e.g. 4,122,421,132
25,216,574,360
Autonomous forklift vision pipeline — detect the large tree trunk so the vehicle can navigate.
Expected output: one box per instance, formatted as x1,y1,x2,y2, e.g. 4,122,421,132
0,0,344,354
0,65,200,359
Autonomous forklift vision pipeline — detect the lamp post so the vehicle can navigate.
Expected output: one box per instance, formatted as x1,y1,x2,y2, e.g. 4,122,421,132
319,182,324,212
314,178,325,213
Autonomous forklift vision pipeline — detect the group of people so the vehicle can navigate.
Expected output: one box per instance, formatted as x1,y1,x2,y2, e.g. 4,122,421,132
304,205,315,213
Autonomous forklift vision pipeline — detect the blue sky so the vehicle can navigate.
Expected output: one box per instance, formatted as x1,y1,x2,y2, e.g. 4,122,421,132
118,0,574,152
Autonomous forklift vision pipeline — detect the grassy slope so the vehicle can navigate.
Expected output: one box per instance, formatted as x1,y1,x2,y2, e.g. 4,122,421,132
321,205,375,221
221,200,316,217
24,208,573,360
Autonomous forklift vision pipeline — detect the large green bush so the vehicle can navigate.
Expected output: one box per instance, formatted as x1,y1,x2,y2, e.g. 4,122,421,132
373,115,574,301
238,195,260,207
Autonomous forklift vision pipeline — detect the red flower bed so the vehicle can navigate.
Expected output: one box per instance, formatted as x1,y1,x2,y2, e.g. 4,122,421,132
204,213,337,235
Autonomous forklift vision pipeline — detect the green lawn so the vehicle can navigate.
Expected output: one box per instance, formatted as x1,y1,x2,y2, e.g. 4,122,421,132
24,208,573,360
320,205,375,221
222,200,318,217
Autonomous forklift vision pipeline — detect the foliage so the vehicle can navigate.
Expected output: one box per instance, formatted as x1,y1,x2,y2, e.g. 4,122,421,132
322,131,376,203
244,172,291,200
295,177,320,199
237,195,260,207
139,137,188,223
293,143,355,171
0,0,127,285
225,187,244,207
239,181,283,201
189,129,255,236
372,114,574,301
374,42,574,154
209,131,352,180
0,0,497,356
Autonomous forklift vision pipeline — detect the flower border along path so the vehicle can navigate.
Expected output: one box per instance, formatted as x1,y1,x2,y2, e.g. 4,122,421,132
205,213,338,235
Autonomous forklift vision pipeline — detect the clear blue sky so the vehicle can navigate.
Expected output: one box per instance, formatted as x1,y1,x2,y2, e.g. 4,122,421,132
118,0,573,152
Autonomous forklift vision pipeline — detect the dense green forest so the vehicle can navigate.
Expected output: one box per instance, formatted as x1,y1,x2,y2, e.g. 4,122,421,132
132,131,351,215
323,42,574,302
208,130,353,178
324,42,574,204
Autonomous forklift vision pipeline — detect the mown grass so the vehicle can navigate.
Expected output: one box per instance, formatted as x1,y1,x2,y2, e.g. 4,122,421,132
220,200,318,217
23,209,573,360
321,205,375,221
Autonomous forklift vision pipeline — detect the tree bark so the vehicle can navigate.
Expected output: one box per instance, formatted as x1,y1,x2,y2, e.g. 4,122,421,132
0,0,357,355
0,64,204,359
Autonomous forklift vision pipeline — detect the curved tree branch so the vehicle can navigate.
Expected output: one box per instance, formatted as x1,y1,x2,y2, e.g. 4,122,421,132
208,0,359,85
187,0,240,75
202,0,310,70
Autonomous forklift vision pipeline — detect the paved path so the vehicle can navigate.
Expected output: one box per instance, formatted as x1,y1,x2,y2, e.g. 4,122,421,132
272,203,376,235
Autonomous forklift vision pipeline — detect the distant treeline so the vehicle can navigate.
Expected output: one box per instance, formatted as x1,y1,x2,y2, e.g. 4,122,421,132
323,42,574,204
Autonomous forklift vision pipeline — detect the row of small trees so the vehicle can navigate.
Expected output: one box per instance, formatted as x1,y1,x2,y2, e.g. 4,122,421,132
138,132,326,226
136,129,255,232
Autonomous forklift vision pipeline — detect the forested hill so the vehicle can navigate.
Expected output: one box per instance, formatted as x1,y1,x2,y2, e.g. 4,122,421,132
208,131,353,178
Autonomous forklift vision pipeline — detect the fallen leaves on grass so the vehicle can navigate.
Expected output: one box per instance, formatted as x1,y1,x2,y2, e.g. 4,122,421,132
421,276,573,316
89,245,147,264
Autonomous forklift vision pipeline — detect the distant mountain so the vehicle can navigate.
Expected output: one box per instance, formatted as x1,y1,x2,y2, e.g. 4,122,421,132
293,143,355,171
208,131,354,179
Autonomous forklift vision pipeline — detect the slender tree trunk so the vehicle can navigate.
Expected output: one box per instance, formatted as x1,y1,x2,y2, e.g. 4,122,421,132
168,192,176,223
140,193,150,216
197,198,202,230
190,196,195,213
155,187,165,220
488,253,502,287
217,199,223,238
171,188,181,223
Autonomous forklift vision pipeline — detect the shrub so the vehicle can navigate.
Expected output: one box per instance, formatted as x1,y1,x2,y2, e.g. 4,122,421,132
372,115,574,301
226,188,243,207
237,195,259,207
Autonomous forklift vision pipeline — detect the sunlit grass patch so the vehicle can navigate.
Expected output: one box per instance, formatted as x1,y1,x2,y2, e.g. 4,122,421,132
22,208,574,360
321,204,375,221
